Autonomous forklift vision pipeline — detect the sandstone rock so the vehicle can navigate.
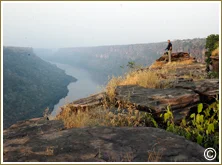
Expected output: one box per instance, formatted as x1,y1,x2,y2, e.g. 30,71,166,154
115,85,200,121
57,92,106,115
72,92,106,108
174,63,207,78
156,52,195,62
3,117,208,162
210,55,219,73
174,79,219,103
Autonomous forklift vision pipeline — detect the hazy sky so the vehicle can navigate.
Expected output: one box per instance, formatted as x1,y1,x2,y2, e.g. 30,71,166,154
3,1,220,48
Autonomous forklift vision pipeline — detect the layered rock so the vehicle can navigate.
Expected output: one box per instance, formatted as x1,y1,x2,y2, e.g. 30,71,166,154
173,79,219,103
3,117,207,162
114,77,219,122
115,85,199,122
210,55,219,73
156,52,196,62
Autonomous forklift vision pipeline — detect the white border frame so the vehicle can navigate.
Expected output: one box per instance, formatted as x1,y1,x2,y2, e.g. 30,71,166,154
1,1,221,164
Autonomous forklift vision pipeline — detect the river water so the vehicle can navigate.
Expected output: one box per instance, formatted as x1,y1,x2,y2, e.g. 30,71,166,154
48,61,103,117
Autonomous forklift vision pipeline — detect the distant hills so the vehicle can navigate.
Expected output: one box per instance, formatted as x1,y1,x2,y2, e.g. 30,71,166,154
3,46,76,128
36,38,206,84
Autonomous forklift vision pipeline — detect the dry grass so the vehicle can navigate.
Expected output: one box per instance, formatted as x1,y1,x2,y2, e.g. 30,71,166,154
56,103,150,129
166,59,194,66
147,148,163,162
150,59,194,70
106,76,123,102
106,70,163,101
212,47,219,56
56,105,104,128
45,146,54,156
119,70,161,88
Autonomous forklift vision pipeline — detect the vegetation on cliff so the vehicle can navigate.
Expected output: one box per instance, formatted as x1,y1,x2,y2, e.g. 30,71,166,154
205,34,219,66
3,46,76,128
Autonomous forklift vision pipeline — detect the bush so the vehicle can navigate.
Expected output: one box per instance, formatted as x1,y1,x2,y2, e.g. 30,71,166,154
205,34,219,66
160,101,219,160
56,104,157,128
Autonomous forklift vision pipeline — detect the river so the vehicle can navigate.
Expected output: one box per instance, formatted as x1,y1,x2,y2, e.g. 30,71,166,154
48,61,103,117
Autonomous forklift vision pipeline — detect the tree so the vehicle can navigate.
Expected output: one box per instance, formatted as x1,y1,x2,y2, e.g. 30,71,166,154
205,34,219,66
205,34,219,52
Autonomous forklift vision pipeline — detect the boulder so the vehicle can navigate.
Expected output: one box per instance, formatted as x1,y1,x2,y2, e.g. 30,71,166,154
3,117,208,162
71,92,106,108
174,79,219,103
156,52,195,62
56,92,106,116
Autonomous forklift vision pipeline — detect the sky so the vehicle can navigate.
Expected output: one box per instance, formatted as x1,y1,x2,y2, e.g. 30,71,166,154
2,1,220,49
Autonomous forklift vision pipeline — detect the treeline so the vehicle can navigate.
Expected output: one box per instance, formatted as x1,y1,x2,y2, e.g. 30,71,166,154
3,46,76,128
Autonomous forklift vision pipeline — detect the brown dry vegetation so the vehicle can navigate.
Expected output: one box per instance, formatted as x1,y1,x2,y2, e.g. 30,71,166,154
56,103,155,129
106,70,165,102
212,47,219,56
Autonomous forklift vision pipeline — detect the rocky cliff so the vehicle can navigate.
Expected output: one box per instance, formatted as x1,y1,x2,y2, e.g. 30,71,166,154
3,52,219,162
38,38,206,84
3,46,77,128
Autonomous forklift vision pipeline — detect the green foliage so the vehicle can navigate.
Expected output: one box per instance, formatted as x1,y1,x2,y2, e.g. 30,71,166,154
144,113,158,128
207,71,219,78
205,34,219,52
3,47,76,128
127,61,136,69
205,34,219,65
160,101,219,160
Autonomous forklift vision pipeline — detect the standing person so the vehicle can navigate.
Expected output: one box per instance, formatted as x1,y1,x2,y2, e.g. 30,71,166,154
165,40,172,63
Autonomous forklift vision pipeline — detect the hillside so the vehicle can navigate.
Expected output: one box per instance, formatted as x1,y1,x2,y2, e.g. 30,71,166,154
39,38,206,84
3,46,77,128
3,51,219,162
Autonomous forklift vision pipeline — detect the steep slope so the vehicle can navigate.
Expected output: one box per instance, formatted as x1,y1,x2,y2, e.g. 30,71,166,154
40,38,206,84
3,46,77,128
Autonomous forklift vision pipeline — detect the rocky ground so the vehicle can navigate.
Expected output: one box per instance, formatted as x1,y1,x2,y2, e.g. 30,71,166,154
4,117,208,162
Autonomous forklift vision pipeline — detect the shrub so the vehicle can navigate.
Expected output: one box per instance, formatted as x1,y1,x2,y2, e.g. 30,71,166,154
56,104,157,128
205,34,219,66
160,101,219,160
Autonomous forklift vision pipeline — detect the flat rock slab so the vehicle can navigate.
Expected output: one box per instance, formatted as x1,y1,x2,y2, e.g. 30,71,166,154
71,92,106,108
174,79,219,102
115,85,199,120
3,118,208,162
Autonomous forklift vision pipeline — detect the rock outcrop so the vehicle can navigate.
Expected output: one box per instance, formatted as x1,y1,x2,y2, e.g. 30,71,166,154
115,85,199,122
156,52,196,62
210,55,219,73
173,79,219,103
113,52,218,122
3,117,208,162
114,78,219,122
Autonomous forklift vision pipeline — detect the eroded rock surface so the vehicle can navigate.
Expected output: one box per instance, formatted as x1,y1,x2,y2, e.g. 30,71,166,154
210,55,219,72
156,52,195,62
3,117,207,162
115,85,199,121
174,79,219,102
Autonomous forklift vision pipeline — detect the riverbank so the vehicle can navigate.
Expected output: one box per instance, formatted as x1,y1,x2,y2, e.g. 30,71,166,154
47,61,103,117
